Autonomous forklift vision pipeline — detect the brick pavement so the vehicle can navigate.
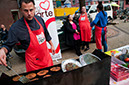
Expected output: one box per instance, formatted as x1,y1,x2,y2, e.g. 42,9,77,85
107,27,119,38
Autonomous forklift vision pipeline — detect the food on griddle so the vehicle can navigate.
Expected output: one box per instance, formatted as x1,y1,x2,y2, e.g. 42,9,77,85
12,75,23,81
25,73,36,79
37,70,49,76
43,75,51,78
50,66,61,72
30,78,39,82
65,63,79,71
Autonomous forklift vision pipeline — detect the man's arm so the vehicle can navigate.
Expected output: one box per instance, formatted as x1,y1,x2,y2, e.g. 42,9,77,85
0,25,18,66
41,18,52,41
48,40,55,55
90,14,100,27
40,17,55,55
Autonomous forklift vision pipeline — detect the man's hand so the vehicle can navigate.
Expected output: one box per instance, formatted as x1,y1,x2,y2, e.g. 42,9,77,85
51,45,55,55
48,40,55,55
0,48,7,66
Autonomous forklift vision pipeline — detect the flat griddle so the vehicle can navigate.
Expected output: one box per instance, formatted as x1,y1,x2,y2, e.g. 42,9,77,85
0,50,111,85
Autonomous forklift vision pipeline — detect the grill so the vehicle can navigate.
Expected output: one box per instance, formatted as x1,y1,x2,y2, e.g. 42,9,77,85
0,50,111,85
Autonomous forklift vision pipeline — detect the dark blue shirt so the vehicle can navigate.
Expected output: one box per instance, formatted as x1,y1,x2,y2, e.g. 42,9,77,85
0,28,8,40
90,11,108,27
2,15,51,52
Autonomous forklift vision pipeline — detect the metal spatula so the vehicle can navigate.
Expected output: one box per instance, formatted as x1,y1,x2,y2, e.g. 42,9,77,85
6,65,30,84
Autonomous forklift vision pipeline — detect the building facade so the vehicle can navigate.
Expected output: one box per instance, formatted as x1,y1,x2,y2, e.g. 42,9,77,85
53,0,125,9
0,0,128,29
124,0,129,9
70,0,122,7
0,0,19,30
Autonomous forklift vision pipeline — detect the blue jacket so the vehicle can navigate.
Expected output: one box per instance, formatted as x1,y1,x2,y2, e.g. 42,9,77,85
90,11,108,27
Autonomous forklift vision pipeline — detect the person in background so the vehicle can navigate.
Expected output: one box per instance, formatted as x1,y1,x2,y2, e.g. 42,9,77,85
78,6,91,51
64,14,82,56
0,24,8,43
0,25,3,40
90,2,108,52
73,12,79,23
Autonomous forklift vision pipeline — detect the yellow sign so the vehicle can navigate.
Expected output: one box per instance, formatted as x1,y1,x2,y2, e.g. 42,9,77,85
105,50,119,56
54,7,79,17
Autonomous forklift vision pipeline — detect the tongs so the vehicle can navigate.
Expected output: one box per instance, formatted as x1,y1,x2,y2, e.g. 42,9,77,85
6,65,30,84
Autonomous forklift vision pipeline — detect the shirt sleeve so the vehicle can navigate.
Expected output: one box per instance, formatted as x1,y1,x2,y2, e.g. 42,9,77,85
90,14,100,27
1,25,18,52
41,18,52,42
106,12,108,24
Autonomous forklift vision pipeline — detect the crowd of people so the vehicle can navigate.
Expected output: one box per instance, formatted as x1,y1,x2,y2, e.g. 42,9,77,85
64,2,108,56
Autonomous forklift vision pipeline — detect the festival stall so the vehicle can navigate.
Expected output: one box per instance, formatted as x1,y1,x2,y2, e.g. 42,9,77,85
3,0,129,85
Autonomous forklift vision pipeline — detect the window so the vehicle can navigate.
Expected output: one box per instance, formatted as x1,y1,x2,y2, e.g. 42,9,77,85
104,5,111,11
86,6,91,12
126,0,129,5
11,9,19,23
89,6,97,13
73,0,75,5
104,1,109,3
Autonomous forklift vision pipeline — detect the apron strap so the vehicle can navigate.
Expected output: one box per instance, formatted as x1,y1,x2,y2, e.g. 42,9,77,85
24,17,44,33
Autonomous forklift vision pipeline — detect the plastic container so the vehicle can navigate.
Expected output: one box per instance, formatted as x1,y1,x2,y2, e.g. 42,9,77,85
111,63,129,81
79,53,101,66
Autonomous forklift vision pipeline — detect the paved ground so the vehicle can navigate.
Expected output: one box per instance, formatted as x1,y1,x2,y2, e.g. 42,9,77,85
0,19,129,77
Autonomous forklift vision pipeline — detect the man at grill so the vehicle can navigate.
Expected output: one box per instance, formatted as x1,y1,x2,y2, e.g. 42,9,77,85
0,0,55,72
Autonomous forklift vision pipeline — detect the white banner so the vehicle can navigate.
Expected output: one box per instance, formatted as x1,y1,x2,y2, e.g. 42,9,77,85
34,0,62,60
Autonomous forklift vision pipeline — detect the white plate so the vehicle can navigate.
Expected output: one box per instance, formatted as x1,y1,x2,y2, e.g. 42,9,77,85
61,59,82,72
79,53,101,66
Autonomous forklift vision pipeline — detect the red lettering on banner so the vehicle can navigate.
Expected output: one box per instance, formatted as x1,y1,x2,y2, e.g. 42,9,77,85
45,11,49,17
36,11,53,17
41,12,44,17
48,11,53,16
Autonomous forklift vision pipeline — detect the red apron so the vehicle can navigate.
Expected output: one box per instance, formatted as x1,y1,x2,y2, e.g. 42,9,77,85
24,17,53,72
79,13,91,42
95,25,107,49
